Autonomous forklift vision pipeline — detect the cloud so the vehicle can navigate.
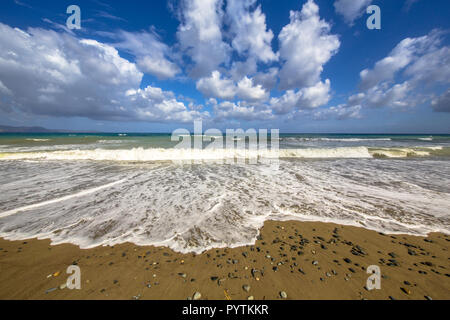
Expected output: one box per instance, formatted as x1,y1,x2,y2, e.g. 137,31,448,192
364,82,412,109
432,89,450,112
404,0,420,11
359,31,443,90
333,30,450,113
211,100,273,121
334,0,372,25
196,71,236,100
313,104,362,120
270,79,331,115
236,77,269,102
196,71,269,102
13,0,32,9
95,11,127,22
0,23,205,123
278,0,340,90
115,30,181,80
177,0,231,78
126,86,209,122
226,0,277,63
362,31,449,110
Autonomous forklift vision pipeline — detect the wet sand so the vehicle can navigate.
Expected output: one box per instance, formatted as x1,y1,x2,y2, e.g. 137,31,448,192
0,220,449,300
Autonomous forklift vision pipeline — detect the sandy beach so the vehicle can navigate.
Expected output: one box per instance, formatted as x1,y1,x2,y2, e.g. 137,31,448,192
0,220,448,300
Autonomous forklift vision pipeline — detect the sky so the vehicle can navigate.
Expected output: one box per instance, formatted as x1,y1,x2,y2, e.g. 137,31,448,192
0,0,449,133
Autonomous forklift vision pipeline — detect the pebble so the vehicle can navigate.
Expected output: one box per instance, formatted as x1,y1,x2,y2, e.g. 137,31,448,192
45,287,57,294
243,285,251,293
247,296,254,300
280,291,288,299
400,287,411,295
193,292,202,300
424,295,432,300
312,260,318,265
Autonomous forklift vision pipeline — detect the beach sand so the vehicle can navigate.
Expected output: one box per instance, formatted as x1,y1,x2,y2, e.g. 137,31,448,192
0,220,449,300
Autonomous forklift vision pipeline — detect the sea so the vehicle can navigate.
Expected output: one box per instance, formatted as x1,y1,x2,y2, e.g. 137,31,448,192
0,132,449,253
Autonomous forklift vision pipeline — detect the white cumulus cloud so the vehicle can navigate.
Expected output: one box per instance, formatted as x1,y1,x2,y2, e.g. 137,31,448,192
177,0,231,78
0,23,206,123
334,0,372,25
278,0,340,90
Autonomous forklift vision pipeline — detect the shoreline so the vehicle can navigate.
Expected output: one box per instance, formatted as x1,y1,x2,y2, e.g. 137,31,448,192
0,220,449,300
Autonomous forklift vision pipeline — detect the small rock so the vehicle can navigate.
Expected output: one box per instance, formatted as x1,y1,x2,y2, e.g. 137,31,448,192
400,287,411,295
247,296,254,300
45,287,57,294
280,291,288,299
193,292,202,300
243,285,251,293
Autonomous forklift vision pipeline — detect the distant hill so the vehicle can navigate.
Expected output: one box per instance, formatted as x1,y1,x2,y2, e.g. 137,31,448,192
0,125,87,133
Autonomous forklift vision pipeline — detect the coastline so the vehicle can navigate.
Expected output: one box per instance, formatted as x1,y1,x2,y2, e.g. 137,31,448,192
0,220,449,300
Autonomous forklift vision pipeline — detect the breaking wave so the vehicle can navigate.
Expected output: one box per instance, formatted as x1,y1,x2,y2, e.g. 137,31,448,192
0,146,445,162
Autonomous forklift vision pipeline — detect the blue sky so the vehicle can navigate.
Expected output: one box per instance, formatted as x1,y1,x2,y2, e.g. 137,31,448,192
0,0,449,133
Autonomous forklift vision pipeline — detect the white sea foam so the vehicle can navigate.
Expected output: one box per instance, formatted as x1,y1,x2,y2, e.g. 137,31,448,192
0,158,448,253
0,146,444,162
285,137,392,142
0,146,372,161
0,179,126,218
25,138,51,142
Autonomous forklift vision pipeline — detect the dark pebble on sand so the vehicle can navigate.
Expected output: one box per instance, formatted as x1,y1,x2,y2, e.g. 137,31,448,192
400,287,411,295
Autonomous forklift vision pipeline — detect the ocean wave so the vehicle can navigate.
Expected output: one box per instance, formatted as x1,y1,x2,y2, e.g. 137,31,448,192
0,146,445,161
418,137,433,141
368,147,442,158
25,138,51,142
283,137,392,142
